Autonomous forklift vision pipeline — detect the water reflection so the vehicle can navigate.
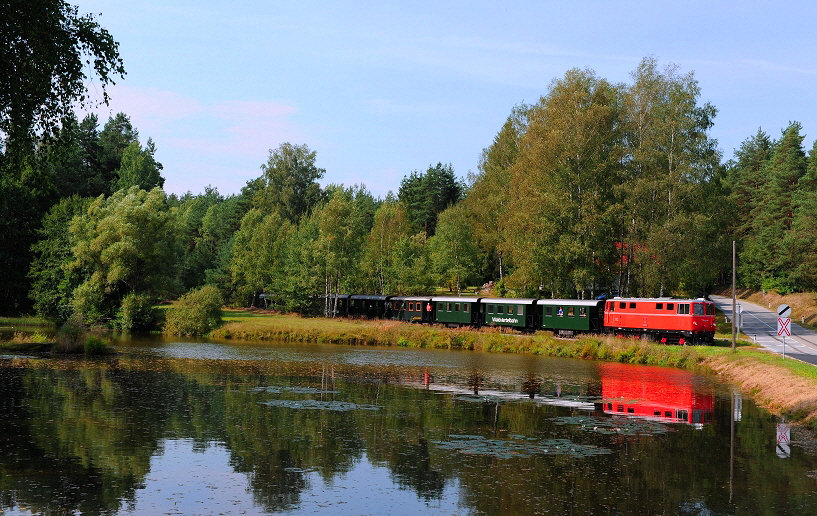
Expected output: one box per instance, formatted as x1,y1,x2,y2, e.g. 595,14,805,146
597,362,715,427
0,341,816,515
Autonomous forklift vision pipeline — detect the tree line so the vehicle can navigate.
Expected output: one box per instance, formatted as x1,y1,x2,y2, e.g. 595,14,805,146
4,3,817,327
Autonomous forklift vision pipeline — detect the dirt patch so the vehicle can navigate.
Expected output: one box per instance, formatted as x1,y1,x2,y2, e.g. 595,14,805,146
704,354,817,425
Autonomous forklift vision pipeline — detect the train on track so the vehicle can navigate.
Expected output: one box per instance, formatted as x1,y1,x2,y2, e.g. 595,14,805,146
332,294,717,344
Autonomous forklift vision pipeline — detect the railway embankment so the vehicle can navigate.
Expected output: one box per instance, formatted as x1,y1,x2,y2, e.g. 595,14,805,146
212,309,817,430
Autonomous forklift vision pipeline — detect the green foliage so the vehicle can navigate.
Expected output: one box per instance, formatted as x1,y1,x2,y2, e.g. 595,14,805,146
163,285,224,336
28,195,90,322
69,187,181,326
113,139,164,191
398,163,463,236
0,0,125,152
114,292,158,332
83,334,110,355
254,142,325,223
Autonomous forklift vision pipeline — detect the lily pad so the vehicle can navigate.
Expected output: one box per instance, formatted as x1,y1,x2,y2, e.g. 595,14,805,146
260,399,380,411
251,386,340,394
432,434,611,458
549,415,671,436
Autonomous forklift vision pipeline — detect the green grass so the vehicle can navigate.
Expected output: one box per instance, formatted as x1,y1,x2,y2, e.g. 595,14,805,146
0,315,53,326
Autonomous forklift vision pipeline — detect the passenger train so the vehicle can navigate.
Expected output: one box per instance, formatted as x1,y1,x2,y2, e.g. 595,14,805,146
333,294,717,344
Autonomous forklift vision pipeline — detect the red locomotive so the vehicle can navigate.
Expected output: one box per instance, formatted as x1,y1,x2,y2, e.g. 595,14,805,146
603,297,717,344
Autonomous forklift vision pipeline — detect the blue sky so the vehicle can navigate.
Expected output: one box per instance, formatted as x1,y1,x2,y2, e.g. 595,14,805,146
75,1,817,198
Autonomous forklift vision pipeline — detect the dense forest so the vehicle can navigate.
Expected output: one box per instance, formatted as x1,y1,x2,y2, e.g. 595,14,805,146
3,2,817,329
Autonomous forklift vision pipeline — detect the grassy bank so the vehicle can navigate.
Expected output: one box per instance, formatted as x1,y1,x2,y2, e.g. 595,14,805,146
212,309,817,429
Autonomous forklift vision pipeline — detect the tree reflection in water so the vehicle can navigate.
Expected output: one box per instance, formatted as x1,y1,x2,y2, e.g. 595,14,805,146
0,351,816,515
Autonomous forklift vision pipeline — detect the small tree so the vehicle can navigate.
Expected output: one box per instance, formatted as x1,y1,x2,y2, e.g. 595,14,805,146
163,285,223,336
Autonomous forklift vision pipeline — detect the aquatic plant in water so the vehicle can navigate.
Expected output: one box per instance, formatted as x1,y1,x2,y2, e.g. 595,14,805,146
431,434,611,459
259,399,381,411
251,386,340,394
549,415,671,436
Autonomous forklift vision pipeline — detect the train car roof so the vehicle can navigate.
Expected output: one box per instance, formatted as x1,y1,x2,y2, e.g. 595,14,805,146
480,298,537,304
349,295,392,301
535,299,606,306
431,296,481,303
389,296,433,301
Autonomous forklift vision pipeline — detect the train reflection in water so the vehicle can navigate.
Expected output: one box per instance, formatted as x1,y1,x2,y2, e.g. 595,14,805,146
404,362,714,428
597,362,714,428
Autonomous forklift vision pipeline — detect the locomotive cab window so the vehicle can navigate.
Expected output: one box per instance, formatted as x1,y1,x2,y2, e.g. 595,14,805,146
667,303,674,310
693,303,704,315
608,302,615,312
619,302,626,309
678,304,690,315
706,304,715,315
656,303,663,310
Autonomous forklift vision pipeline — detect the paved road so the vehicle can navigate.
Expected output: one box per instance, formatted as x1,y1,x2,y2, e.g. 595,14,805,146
711,295,817,365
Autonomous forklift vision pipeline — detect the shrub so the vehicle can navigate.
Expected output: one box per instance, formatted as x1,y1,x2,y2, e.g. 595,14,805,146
54,315,87,353
164,285,224,336
115,293,159,331
84,334,110,355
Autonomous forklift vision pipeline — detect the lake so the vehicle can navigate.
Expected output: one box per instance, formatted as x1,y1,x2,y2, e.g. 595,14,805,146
1,335,816,515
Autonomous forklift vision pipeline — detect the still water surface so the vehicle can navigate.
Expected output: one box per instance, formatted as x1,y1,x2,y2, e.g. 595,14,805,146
2,336,817,515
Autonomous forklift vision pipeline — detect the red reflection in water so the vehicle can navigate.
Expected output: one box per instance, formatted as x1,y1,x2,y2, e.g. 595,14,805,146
599,362,714,426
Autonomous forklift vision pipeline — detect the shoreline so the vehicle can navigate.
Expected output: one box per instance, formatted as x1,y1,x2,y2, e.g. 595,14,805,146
210,311,817,430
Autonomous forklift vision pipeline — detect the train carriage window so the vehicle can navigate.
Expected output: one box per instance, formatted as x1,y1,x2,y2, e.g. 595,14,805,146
677,409,688,421
545,306,552,317
488,304,494,314
438,302,444,311
567,307,575,317
507,305,514,315
667,303,674,310
656,303,663,310
664,411,672,418
557,307,564,317
464,304,470,313
497,305,504,314
447,303,452,312
455,303,460,312
693,303,704,315
517,306,523,315
408,302,414,311
627,407,634,414
579,307,587,317
619,302,626,309
629,302,637,309
678,304,690,315
654,410,661,417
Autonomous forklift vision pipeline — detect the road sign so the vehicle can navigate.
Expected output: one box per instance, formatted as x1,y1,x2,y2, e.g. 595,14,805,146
778,317,791,337
778,304,792,318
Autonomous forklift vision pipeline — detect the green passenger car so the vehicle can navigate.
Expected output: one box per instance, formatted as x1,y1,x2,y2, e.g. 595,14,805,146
481,298,535,329
432,297,481,327
537,299,605,334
